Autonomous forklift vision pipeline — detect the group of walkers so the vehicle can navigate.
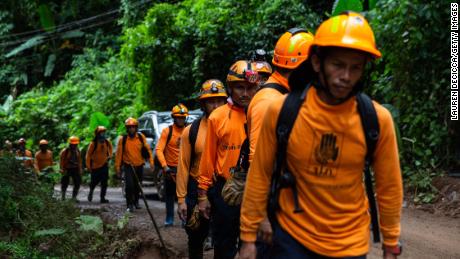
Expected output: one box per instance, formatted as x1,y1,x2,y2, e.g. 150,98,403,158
2,12,403,259
167,12,403,259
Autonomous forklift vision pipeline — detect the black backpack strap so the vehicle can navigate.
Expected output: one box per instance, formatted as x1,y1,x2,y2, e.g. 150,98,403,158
261,83,289,95
121,135,127,165
268,84,310,223
166,125,173,146
356,92,381,243
188,118,201,171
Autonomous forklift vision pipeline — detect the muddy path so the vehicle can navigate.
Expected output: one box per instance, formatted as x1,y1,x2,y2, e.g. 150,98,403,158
62,185,460,259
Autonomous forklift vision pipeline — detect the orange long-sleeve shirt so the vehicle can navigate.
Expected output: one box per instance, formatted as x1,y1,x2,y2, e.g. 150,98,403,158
115,133,154,172
34,150,53,171
176,117,208,204
247,71,289,163
155,125,184,168
240,87,403,257
60,148,82,172
86,140,113,170
198,103,247,191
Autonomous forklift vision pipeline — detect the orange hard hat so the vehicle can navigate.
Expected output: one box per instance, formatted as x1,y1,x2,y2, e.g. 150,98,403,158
199,79,228,100
18,138,26,144
252,61,273,76
171,104,189,117
226,60,259,85
125,117,138,127
94,126,107,135
313,12,381,58
39,139,48,145
272,28,314,69
68,136,80,145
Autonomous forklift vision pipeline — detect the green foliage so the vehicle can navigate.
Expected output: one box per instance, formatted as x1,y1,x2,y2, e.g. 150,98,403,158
75,215,104,235
0,156,137,258
368,0,450,201
121,0,321,109
332,0,363,15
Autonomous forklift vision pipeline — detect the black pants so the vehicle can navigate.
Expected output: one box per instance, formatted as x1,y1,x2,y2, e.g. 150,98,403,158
185,177,210,259
90,164,108,200
61,168,81,198
164,166,177,224
208,176,240,259
123,164,143,207
270,221,367,259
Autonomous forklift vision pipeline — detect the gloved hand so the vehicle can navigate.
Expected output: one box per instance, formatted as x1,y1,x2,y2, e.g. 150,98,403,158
186,205,201,230
222,169,247,206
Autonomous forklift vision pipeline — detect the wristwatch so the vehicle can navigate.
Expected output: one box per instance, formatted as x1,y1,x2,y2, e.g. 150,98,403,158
382,242,402,256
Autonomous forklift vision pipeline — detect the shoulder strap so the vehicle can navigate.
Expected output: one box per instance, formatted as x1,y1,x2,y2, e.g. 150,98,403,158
356,92,381,243
166,125,173,146
121,135,127,163
91,140,98,155
268,85,309,223
188,118,202,171
261,83,289,95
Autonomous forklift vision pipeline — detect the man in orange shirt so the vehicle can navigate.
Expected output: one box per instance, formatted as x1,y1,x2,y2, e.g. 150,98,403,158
156,104,188,226
240,13,403,259
86,126,113,203
176,80,227,258
115,118,154,212
34,139,53,172
246,29,314,253
60,136,82,202
16,138,34,170
197,60,260,259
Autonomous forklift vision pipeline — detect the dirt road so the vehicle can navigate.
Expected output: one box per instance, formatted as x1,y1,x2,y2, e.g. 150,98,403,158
61,185,460,259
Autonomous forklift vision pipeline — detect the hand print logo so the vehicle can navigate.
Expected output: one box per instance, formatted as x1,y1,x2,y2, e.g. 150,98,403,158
314,133,339,177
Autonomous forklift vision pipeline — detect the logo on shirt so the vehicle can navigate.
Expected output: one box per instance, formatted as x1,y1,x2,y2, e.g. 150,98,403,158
313,133,339,177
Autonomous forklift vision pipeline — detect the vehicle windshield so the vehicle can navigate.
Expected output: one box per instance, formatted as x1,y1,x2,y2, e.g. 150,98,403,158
157,112,201,133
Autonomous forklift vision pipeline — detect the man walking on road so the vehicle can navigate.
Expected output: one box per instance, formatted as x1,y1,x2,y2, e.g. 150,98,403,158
86,126,113,203
156,104,188,226
197,60,260,259
60,136,82,202
115,118,154,212
240,12,403,259
176,80,227,258
34,139,53,172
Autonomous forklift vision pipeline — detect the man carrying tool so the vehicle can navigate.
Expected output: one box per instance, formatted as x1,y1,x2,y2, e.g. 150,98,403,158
239,12,403,259
246,28,314,258
34,139,53,172
60,136,82,202
86,126,113,203
156,104,189,226
176,80,227,258
115,117,154,212
197,60,260,259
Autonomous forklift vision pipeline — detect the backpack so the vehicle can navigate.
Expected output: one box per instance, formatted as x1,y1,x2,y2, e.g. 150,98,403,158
267,84,381,243
188,118,202,171
259,82,289,95
89,139,110,169
122,132,151,162
154,126,173,167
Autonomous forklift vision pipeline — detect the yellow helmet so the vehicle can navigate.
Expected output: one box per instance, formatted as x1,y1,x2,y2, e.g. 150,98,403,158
226,60,259,85
272,28,314,69
252,61,272,76
94,126,107,135
313,12,381,58
171,104,189,118
199,79,228,100
68,136,80,145
125,117,138,127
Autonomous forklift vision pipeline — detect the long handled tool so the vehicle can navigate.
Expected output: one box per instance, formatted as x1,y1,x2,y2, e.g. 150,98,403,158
130,165,167,257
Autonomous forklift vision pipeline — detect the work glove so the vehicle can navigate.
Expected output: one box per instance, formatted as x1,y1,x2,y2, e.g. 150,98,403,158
186,205,201,231
221,168,247,206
